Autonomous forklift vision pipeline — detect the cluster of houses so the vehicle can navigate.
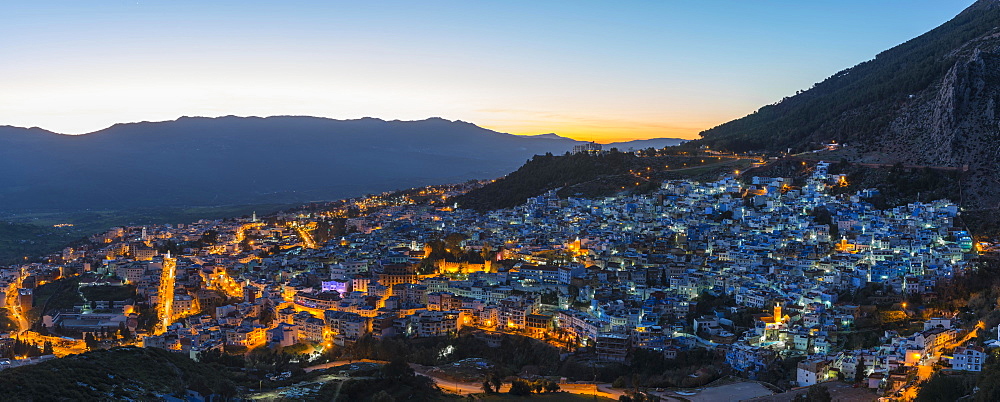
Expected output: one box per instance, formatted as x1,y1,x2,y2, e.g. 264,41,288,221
0,161,988,392
793,316,987,393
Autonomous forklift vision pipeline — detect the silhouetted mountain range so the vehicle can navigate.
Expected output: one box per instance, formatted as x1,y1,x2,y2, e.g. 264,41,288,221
0,116,684,212
692,0,1000,209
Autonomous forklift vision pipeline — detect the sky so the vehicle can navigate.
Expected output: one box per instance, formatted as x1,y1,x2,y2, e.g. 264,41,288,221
0,1,977,143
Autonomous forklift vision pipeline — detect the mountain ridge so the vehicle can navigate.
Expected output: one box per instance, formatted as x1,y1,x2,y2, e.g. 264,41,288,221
4,115,684,146
0,116,684,212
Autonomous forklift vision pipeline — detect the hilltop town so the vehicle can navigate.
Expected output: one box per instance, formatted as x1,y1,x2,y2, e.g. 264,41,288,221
0,153,992,400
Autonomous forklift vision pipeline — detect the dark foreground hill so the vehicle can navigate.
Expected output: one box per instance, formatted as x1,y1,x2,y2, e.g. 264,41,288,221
0,344,449,402
693,0,1000,209
0,347,239,401
0,116,682,212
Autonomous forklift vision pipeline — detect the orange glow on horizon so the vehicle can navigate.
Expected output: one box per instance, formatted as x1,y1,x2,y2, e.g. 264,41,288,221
22,113,708,144
501,124,703,143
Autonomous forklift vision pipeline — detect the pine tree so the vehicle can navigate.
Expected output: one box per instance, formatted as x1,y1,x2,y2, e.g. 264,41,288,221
855,358,867,383
119,322,132,341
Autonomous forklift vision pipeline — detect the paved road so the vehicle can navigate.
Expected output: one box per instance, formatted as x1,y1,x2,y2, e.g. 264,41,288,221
651,381,773,402
560,383,625,399
247,374,378,400
411,364,624,398
417,372,500,395
307,360,625,398
304,359,389,372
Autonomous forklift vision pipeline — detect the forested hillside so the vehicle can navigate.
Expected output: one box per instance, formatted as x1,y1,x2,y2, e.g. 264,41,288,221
452,150,751,211
0,347,240,400
695,0,1000,153
692,0,1000,210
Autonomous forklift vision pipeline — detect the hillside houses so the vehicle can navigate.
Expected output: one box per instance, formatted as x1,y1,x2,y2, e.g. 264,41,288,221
6,168,979,393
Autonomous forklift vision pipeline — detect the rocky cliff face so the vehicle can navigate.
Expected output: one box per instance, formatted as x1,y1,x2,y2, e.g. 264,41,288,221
873,34,1000,208
695,0,1000,209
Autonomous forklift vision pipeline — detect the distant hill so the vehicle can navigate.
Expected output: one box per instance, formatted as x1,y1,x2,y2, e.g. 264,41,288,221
0,116,684,212
608,138,688,151
0,221,81,264
692,0,1000,209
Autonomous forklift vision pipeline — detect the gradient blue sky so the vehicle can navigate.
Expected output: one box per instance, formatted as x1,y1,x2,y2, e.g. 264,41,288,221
0,0,976,142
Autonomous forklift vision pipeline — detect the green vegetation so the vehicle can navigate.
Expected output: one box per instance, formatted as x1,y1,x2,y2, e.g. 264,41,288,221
478,394,615,402
452,151,637,211
488,377,559,396
915,372,976,402
974,349,1000,402
334,330,719,388
342,332,559,376
930,259,1000,324
0,347,241,401
452,151,748,211
416,234,491,274
0,338,49,359
311,217,349,244
508,378,535,395
30,277,84,320
619,348,722,388
0,221,82,265
829,164,964,209
0,308,19,332
898,258,1000,401
694,4,1000,152
307,357,443,401
80,285,137,303
962,209,1000,239
743,159,964,210
793,384,833,402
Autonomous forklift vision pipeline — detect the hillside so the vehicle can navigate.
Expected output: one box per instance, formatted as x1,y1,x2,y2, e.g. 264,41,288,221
0,116,683,212
742,158,965,208
451,150,751,211
0,347,241,401
0,221,82,264
693,0,1000,209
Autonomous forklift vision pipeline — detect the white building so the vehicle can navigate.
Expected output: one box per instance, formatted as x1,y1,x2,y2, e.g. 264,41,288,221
951,346,986,372
796,358,831,387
